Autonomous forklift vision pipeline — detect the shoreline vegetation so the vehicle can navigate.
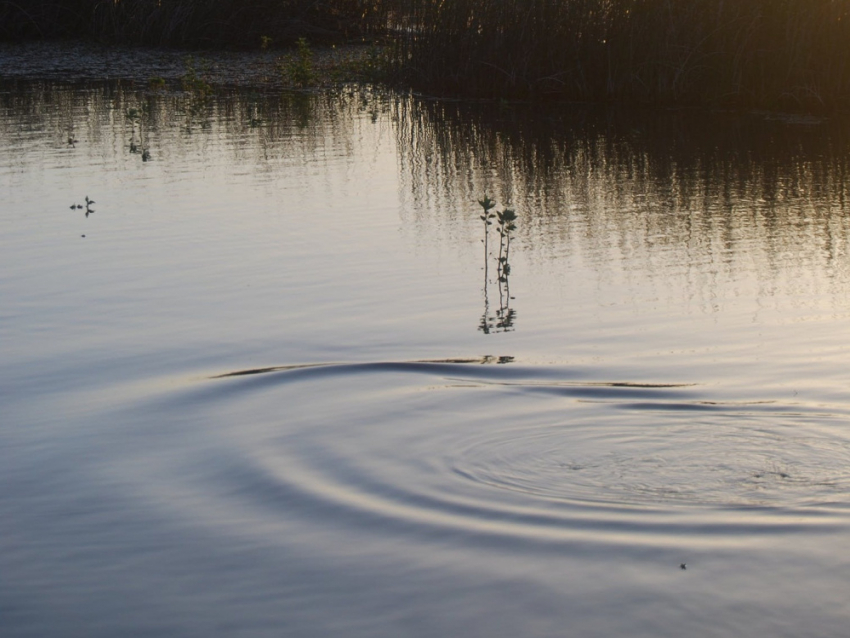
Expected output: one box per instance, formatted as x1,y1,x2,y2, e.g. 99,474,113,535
2,1,850,113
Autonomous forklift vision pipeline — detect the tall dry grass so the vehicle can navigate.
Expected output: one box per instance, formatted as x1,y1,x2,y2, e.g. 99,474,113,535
389,0,850,111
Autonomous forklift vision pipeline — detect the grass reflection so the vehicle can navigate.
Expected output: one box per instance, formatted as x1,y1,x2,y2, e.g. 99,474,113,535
3,80,850,312
396,96,850,303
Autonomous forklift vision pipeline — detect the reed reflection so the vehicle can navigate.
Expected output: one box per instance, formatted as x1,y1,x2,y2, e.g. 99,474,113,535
396,98,850,311
5,81,850,316
126,101,151,160
0,81,385,178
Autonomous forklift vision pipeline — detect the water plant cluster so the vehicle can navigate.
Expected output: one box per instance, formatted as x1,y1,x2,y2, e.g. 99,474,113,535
180,56,213,98
478,196,517,283
179,56,214,131
277,38,315,88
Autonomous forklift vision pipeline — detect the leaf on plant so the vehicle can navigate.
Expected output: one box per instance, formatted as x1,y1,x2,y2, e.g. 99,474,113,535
478,196,496,211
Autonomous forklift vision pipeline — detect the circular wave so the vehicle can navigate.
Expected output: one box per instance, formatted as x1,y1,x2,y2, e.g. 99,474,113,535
130,361,850,548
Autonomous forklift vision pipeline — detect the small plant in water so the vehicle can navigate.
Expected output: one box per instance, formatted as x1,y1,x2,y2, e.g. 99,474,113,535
181,56,213,98
478,195,497,267
69,196,95,217
351,44,391,83
278,38,315,88
495,206,517,281
179,57,214,131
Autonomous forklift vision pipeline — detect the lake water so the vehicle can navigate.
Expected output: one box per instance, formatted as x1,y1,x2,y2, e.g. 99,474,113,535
3,81,850,637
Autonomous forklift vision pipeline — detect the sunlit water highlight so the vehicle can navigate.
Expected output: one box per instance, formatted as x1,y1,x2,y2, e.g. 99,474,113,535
3,82,850,637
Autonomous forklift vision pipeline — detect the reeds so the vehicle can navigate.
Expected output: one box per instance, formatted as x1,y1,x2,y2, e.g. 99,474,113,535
5,1,850,111
0,0,390,47
390,0,850,111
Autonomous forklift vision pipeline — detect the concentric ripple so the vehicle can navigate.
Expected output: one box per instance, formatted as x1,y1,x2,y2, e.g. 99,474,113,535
154,359,850,550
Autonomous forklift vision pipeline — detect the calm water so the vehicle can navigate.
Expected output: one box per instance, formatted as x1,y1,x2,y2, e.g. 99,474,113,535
3,81,850,637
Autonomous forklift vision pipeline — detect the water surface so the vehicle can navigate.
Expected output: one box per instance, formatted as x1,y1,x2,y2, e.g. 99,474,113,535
3,82,850,637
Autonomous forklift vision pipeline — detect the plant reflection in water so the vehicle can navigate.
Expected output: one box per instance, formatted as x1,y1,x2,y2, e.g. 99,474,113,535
477,195,517,334
126,102,151,161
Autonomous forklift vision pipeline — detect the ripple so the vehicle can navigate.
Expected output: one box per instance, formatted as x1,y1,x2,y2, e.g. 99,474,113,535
451,413,850,508
173,360,850,548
